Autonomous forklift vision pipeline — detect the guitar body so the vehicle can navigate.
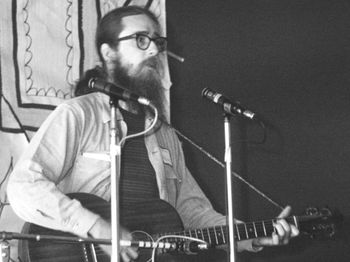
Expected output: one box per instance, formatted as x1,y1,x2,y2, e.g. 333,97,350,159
19,193,340,262
19,193,184,262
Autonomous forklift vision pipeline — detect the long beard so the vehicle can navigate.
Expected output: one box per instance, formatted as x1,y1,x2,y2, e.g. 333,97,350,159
111,57,167,122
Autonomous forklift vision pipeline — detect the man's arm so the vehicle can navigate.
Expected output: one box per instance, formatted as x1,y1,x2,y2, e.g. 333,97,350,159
7,103,99,237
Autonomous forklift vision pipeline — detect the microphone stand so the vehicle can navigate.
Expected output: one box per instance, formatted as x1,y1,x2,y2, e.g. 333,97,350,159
108,98,157,262
223,113,236,262
107,95,156,262
109,98,121,262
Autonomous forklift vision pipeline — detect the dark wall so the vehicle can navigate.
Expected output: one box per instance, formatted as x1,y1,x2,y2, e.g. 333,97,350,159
167,1,350,261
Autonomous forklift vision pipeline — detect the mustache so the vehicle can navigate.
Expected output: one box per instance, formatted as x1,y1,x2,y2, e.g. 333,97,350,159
140,56,161,70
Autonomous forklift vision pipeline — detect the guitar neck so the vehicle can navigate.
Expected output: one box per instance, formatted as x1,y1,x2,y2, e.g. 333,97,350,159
166,216,298,246
233,216,298,242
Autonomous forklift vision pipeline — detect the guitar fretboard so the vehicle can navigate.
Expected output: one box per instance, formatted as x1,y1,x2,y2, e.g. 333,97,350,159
162,216,298,246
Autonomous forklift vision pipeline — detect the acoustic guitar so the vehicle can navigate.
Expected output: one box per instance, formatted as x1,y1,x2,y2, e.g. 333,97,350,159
19,193,340,262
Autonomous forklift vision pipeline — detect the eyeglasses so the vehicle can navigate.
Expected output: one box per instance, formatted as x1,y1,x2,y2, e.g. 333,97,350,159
116,33,167,52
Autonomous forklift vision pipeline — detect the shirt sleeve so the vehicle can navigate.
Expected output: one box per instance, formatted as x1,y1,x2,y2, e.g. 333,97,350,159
7,103,100,237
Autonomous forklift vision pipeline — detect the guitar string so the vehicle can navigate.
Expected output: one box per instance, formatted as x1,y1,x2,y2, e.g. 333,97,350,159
91,214,324,258
162,220,277,246
71,218,303,259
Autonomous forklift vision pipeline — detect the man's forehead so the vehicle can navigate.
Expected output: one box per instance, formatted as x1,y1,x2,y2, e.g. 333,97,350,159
120,14,160,37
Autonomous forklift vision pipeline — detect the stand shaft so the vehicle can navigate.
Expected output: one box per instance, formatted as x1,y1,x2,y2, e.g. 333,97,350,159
224,115,236,262
110,102,121,262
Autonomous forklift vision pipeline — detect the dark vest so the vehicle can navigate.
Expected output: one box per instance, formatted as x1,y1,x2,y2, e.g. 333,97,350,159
119,109,159,206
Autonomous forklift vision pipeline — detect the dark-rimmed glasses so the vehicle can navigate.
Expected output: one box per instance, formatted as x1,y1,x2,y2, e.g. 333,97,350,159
116,33,167,52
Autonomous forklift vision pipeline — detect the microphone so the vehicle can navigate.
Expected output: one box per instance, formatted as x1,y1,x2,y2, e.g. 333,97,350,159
201,87,256,120
88,78,151,106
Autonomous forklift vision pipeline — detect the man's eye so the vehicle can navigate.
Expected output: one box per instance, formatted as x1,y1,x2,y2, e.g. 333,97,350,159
137,35,149,46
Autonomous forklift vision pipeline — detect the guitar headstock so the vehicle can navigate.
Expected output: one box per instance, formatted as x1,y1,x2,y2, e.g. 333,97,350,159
298,206,343,239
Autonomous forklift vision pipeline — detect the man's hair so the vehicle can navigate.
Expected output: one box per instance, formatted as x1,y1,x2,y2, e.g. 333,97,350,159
95,6,159,61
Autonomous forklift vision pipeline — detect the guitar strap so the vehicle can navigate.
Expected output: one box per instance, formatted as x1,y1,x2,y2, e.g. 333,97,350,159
170,124,284,210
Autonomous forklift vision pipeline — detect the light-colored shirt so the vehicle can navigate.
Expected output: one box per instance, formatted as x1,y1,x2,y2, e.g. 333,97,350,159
7,92,257,251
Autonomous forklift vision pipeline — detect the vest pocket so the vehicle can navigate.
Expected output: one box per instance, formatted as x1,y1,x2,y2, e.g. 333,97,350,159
160,148,180,206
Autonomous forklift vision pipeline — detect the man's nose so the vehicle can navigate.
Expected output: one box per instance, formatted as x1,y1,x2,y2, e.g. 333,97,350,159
146,40,159,57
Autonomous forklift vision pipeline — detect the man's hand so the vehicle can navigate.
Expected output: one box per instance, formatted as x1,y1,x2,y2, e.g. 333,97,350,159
252,206,299,248
88,217,138,262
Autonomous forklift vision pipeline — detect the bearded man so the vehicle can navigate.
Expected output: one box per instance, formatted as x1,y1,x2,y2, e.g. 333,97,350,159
7,6,298,262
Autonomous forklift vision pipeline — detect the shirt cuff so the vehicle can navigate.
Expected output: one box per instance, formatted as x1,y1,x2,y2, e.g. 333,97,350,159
65,200,101,237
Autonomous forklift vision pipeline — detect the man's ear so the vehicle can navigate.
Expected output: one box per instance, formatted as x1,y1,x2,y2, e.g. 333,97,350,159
100,43,117,62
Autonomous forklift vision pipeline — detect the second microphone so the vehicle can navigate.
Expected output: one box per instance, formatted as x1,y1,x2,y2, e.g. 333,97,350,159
201,88,256,120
